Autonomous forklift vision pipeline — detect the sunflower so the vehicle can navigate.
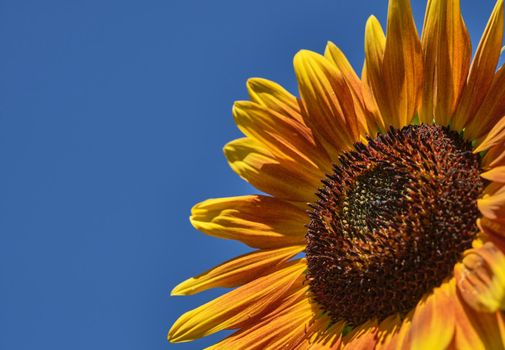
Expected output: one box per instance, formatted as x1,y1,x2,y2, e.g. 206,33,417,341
169,0,505,348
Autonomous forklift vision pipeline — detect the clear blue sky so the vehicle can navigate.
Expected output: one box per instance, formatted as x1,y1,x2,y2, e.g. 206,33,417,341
0,1,499,349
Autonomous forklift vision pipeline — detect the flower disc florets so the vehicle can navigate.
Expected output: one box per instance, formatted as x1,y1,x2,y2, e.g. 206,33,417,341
306,124,484,326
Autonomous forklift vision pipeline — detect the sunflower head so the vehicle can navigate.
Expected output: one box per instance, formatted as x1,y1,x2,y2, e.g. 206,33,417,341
170,0,505,348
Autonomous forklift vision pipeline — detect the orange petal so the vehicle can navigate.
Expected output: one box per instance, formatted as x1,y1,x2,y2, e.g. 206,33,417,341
453,290,505,350
208,288,319,350
474,115,505,153
324,42,383,135
453,0,504,130
294,50,363,159
365,0,423,129
467,65,505,141
224,138,318,201
233,101,329,176
190,195,308,249
482,140,505,168
420,0,471,126
342,320,379,350
479,216,505,240
455,242,505,313
375,315,402,350
168,259,306,343
404,279,456,350
478,189,505,220
302,321,344,350
246,77,305,125
172,245,304,296
481,166,505,183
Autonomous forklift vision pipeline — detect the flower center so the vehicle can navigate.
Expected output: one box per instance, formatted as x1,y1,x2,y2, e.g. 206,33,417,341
305,124,484,327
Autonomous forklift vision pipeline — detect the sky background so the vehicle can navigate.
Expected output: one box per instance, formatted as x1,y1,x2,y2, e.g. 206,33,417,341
0,1,501,349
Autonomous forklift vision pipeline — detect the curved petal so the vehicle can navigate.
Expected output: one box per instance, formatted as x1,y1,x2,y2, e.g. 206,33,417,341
172,245,304,296
466,65,505,141
474,115,505,153
420,0,471,126
206,286,318,350
375,315,402,350
190,195,308,249
478,187,505,221
233,101,329,176
455,242,505,313
342,320,379,350
224,138,318,202
168,259,306,343
294,50,363,159
247,77,305,124
453,290,505,350
453,0,504,130
481,166,505,183
324,41,383,135
403,279,456,350
482,141,505,168
364,0,423,129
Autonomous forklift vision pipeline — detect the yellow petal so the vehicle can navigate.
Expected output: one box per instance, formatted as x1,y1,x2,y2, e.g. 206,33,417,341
190,195,307,249
467,65,505,141
478,189,505,220
365,0,423,129
405,279,456,350
224,138,318,202
481,166,505,183
482,140,505,168
455,242,505,313
246,77,305,124
453,291,505,350
233,101,329,176
453,0,504,130
172,245,304,296
375,315,402,350
324,42,383,134
342,320,379,350
474,115,505,153
420,0,471,126
207,290,318,350
168,259,306,343
294,50,362,159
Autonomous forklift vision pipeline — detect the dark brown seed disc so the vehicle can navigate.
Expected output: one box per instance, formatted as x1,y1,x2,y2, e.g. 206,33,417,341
305,124,484,327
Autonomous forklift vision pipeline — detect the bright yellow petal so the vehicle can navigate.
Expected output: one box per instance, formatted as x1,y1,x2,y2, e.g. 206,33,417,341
455,242,505,313
247,77,305,125
365,0,423,129
481,166,505,183
224,138,318,201
420,0,471,126
453,291,505,350
453,0,504,130
190,195,307,249
324,41,383,135
233,101,329,175
172,245,304,296
294,50,363,159
168,259,306,343
405,279,456,350
478,188,505,220
206,286,315,350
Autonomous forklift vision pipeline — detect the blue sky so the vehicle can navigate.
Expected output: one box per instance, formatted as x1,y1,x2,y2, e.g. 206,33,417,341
0,1,499,349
